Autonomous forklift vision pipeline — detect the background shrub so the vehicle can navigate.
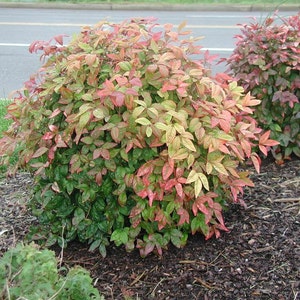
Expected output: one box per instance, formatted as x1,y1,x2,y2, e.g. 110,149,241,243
0,243,103,300
224,13,300,162
0,18,277,257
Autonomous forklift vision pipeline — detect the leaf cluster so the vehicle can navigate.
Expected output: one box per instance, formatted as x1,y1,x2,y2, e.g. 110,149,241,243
225,13,300,161
0,18,277,257
0,243,103,300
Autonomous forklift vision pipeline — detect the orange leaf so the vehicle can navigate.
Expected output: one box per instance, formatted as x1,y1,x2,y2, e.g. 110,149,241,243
259,130,271,144
251,153,261,173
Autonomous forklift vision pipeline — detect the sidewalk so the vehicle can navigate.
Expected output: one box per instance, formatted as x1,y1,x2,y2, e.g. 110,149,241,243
0,1,299,11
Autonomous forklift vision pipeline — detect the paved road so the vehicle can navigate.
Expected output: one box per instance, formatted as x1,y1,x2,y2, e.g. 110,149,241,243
0,7,296,98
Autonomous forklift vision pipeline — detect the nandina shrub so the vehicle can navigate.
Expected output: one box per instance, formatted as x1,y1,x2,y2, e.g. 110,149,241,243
224,13,300,162
0,18,277,257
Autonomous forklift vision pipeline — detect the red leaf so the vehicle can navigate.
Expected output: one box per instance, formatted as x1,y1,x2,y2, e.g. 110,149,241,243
95,172,102,185
49,108,61,118
175,167,184,178
137,161,154,177
155,209,167,230
147,189,156,207
111,127,120,142
259,130,271,144
175,183,184,198
112,92,125,107
32,147,48,158
259,145,268,157
161,81,177,93
54,34,65,45
213,206,225,226
251,153,261,173
165,178,177,191
48,145,56,162
144,242,155,257
129,204,144,218
100,149,110,160
137,189,148,199
129,77,142,87
177,207,190,226
125,141,133,153
259,130,279,148
219,119,231,133
42,132,55,140
162,160,174,180
241,139,252,158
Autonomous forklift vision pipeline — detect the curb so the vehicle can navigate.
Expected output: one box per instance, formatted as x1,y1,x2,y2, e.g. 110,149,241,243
0,2,299,11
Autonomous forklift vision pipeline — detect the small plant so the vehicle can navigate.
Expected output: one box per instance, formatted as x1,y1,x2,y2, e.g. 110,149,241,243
0,18,277,257
224,13,300,162
0,243,103,300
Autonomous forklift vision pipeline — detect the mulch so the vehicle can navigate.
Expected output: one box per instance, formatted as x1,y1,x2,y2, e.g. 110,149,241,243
0,158,299,299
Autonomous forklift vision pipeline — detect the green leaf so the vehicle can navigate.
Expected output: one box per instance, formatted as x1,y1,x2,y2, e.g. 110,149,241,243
118,61,132,71
79,111,91,129
135,117,151,126
146,126,153,137
211,130,234,141
99,242,107,258
186,170,198,183
174,123,185,134
194,178,203,197
132,106,145,118
93,108,106,119
181,137,196,152
198,173,209,191
150,38,159,54
72,208,85,227
166,125,176,143
155,122,168,131
170,229,184,248
147,107,159,118
213,162,229,176
170,148,189,160
166,201,175,214
81,136,93,144
111,228,129,246
161,100,177,110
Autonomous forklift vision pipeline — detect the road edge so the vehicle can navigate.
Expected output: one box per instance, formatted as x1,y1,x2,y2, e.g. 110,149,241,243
0,1,299,11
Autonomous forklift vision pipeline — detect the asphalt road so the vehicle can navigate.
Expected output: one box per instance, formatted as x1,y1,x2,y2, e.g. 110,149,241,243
0,7,296,98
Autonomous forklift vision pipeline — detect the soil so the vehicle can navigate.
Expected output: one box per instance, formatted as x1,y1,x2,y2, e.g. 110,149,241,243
0,158,299,300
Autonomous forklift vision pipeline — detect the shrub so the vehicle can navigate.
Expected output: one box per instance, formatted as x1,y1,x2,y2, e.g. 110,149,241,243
0,18,277,257
0,243,103,300
224,13,300,162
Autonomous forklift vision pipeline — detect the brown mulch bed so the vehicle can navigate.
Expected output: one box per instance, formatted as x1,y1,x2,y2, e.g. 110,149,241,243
0,159,299,299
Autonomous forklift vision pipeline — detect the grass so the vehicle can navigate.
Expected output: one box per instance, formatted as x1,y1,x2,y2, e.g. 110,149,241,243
0,100,11,139
0,99,14,174
2,0,299,4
